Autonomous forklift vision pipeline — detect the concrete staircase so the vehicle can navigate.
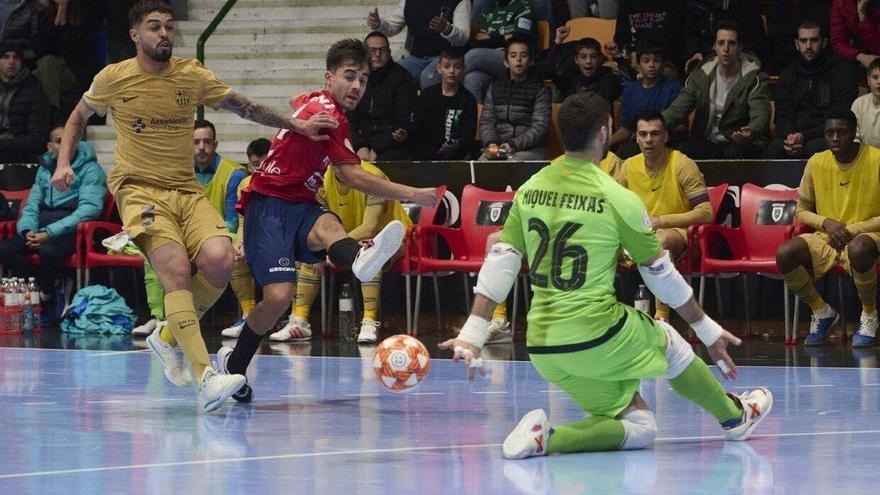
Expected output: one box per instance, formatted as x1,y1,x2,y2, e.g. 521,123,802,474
89,0,404,168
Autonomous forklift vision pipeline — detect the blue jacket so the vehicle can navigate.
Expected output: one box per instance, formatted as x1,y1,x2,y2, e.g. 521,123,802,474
17,141,108,238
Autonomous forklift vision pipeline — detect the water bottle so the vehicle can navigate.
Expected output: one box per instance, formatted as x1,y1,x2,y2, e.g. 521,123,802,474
21,281,34,333
338,283,355,341
634,284,652,315
8,280,21,334
0,279,7,333
28,278,40,332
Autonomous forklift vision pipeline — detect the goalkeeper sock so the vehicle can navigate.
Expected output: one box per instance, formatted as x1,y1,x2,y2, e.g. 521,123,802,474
669,359,742,424
547,416,626,453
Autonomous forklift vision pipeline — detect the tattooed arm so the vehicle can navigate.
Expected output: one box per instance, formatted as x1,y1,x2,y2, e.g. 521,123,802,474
219,92,337,141
51,99,92,191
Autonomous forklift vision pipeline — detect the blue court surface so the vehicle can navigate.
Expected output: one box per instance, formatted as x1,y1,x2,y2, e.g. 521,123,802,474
0,346,877,494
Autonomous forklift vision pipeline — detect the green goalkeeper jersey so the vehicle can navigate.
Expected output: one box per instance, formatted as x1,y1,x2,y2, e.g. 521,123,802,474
500,154,661,347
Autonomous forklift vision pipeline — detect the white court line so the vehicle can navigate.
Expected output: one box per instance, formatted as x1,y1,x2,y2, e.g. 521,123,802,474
279,394,315,398
4,428,880,480
85,400,124,404
411,392,444,396
863,383,880,386
345,393,380,398
87,350,151,358
22,402,55,406
539,389,567,393
799,384,834,388
148,398,187,402
473,391,507,395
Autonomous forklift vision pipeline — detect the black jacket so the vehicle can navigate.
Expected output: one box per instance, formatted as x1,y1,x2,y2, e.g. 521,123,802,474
774,52,858,140
0,0,49,64
349,61,417,153
0,67,51,163
479,72,551,150
540,42,622,104
683,0,767,64
413,84,477,160
614,0,686,65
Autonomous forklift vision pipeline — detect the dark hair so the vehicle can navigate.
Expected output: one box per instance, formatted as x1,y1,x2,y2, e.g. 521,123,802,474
557,92,611,152
716,19,741,41
868,57,880,76
635,39,664,61
574,37,603,58
0,41,23,58
439,47,466,63
193,119,216,139
48,124,65,140
247,138,271,158
128,0,173,28
796,20,824,38
364,31,389,44
824,109,858,130
326,38,368,72
503,35,531,57
635,109,666,128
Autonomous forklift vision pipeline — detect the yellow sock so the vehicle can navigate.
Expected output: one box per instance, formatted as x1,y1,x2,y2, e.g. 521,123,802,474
229,259,256,316
654,299,670,320
164,290,210,381
852,263,877,314
191,271,226,319
293,262,321,319
362,273,381,321
782,265,825,311
159,322,176,345
493,301,507,322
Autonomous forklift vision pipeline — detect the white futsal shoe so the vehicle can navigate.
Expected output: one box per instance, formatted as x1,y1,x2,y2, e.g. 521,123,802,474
198,366,246,413
722,387,773,441
146,326,192,387
351,220,405,282
503,409,550,459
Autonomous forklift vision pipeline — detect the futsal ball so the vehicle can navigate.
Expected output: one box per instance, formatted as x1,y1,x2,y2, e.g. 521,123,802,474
372,334,431,392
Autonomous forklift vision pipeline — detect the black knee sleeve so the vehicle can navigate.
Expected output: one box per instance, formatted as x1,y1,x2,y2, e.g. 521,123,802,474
327,237,361,268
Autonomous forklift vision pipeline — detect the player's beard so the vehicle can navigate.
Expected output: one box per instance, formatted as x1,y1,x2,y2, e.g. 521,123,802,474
144,42,173,63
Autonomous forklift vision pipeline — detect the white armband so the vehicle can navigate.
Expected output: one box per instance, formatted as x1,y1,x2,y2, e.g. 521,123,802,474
690,315,723,347
457,315,490,349
474,242,522,303
636,250,693,309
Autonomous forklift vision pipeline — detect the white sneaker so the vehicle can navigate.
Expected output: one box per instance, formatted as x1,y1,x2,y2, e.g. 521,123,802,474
351,220,405,282
486,319,512,344
132,318,158,337
269,316,312,341
503,409,550,459
198,366,246,413
357,319,380,344
722,387,773,441
215,346,253,403
221,317,246,338
146,326,192,388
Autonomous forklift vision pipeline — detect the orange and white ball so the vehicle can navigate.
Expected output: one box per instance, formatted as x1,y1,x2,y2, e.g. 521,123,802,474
372,334,431,392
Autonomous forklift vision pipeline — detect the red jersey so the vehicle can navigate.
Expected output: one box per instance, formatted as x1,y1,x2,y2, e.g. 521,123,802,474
246,90,359,204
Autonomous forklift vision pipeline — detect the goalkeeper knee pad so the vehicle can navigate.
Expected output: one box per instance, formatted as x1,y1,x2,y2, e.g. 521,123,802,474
620,409,657,450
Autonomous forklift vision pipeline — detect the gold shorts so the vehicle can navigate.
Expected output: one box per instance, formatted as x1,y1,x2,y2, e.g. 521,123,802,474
799,232,880,278
116,182,230,258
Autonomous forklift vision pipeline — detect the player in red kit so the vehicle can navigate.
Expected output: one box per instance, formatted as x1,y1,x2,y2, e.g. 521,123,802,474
217,39,438,401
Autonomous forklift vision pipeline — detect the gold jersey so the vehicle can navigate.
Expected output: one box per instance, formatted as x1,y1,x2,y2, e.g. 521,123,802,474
319,162,413,233
800,145,880,226
83,57,233,194
618,150,708,217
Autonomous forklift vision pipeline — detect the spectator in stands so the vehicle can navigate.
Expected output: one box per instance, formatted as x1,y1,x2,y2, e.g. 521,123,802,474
662,21,771,159
0,0,48,67
567,0,617,19
611,41,683,158
463,0,535,100
766,0,832,75
767,21,857,159
350,32,417,162
614,110,712,321
479,36,551,160
414,48,477,160
366,0,470,88
0,41,50,163
607,0,686,69
0,124,106,326
34,0,91,116
682,0,766,74
852,58,880,147
830,0,880,69
543,26,621,104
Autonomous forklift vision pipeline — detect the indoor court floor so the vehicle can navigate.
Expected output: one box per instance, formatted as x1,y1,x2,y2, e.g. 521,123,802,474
0,337,878,494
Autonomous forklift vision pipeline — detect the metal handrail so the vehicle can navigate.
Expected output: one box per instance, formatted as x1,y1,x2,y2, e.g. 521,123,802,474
196,0,239,120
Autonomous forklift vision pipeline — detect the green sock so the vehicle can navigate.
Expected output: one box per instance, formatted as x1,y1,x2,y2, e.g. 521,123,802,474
547,415,626,453
669,359,742,423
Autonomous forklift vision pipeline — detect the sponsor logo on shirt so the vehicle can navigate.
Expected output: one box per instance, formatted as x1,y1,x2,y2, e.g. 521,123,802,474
131,119,146,133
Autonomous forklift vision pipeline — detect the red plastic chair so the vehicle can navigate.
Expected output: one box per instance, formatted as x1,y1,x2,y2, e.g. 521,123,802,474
408,185,515,333
697,184,800,337
0,188,31,240
317,185,449,337
80,220,144,287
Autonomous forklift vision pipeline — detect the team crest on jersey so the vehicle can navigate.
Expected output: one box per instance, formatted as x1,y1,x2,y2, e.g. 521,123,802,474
175,89,190,107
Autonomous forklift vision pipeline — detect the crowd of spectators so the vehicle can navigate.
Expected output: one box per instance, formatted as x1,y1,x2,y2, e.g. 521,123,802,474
352,0,880,161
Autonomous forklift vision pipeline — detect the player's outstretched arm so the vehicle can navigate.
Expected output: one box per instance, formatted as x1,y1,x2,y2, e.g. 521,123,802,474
335,163,438,207
438,294,495,381
637,249,741,379
51,100,94,192
219,92,337,141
